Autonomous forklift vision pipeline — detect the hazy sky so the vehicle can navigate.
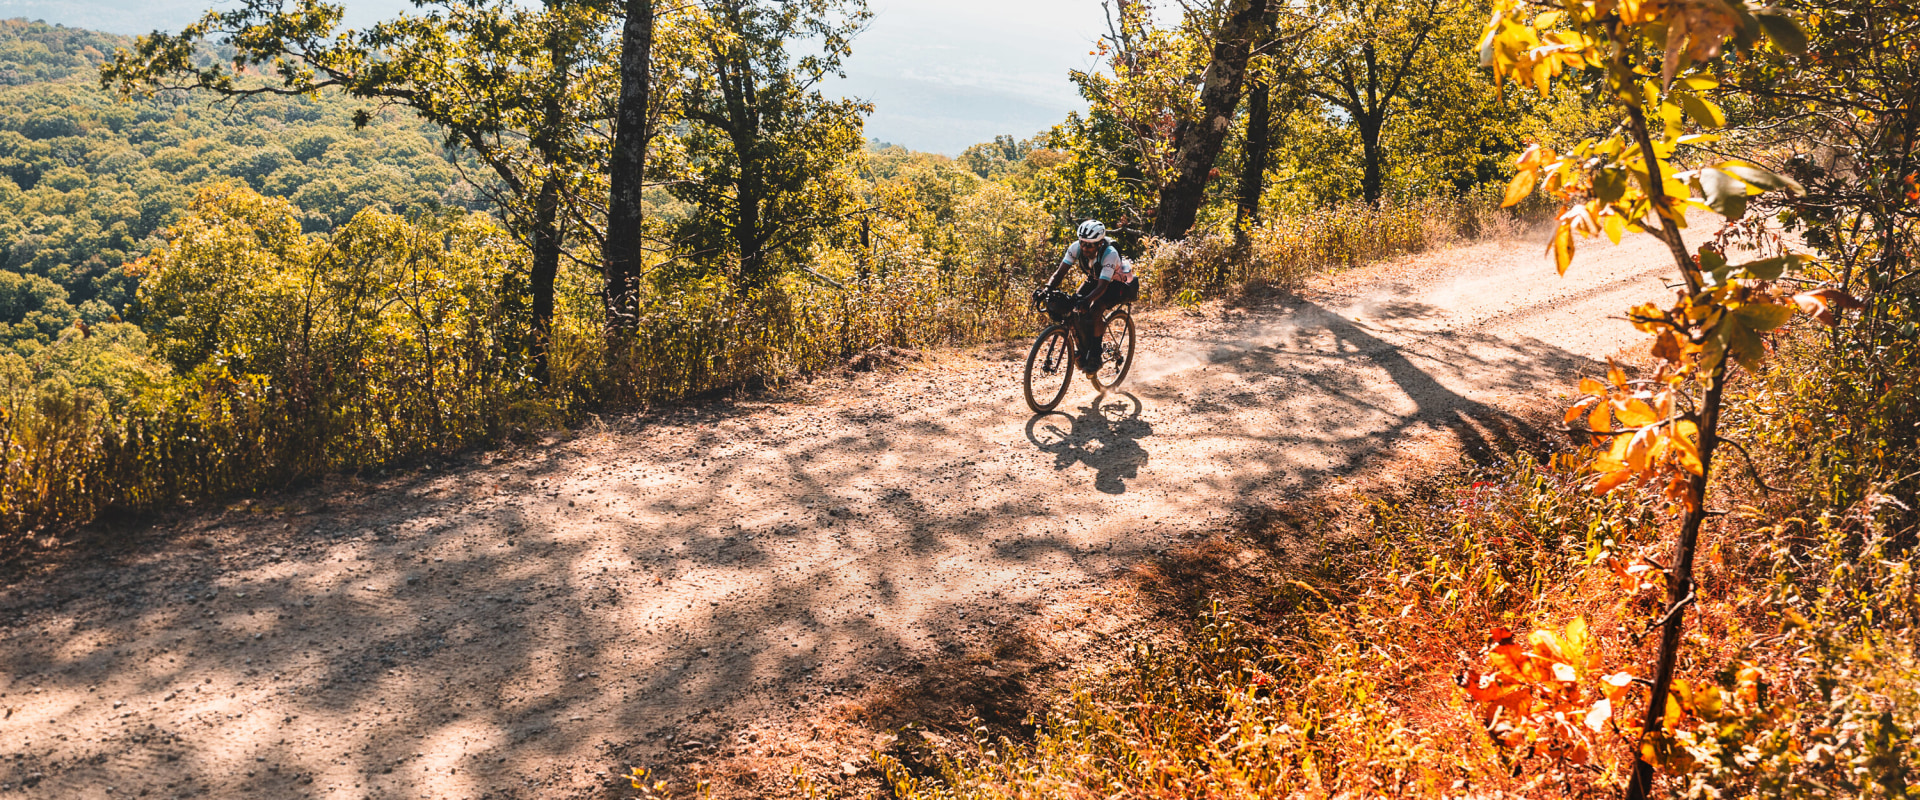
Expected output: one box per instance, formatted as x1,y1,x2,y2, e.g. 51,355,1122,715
0,0,1113,154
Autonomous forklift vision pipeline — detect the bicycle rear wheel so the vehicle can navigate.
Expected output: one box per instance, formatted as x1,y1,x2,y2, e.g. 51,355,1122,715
1023,325,1075,413
1090,309,1136,392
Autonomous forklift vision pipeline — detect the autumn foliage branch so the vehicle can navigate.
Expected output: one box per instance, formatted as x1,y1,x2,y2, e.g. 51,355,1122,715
1468,0,1866,795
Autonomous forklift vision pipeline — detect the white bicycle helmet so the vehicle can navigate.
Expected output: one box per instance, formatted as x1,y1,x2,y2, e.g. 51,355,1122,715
1076,219,1107,242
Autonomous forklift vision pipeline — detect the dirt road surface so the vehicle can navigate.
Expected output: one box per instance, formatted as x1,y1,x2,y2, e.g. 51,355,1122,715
0,231,1684,798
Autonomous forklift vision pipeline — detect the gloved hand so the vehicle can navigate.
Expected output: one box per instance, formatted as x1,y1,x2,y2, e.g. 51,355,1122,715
1074,298,1092,312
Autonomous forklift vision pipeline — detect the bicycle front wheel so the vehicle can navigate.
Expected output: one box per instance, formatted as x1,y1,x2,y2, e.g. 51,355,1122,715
1023,325,1075,413
1090,309,1136,392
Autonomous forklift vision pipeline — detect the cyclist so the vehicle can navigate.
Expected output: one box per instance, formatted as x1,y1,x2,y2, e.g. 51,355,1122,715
1042,219,1138,374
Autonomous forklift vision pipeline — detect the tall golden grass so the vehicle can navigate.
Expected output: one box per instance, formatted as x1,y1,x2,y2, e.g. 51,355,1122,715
1142,189,1542,303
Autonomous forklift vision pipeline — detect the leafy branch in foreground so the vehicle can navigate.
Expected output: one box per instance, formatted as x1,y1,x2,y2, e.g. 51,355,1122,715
1470,0,1866,794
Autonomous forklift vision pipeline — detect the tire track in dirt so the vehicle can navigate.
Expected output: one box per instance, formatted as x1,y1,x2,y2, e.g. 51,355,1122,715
0,230,1684,799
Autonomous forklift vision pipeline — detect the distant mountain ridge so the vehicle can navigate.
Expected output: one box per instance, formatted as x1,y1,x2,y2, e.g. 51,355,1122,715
0,18,127,84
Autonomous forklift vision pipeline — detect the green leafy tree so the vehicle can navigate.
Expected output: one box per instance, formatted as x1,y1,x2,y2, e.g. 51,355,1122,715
0,24,456,352
957,134,1039,180
1065,0,1277,239
1149,0,1274,239
1299,0,1457,203
102,0,617,380
663,0,870,290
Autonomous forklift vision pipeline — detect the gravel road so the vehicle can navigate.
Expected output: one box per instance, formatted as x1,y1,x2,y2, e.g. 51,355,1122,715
0,229,1684,799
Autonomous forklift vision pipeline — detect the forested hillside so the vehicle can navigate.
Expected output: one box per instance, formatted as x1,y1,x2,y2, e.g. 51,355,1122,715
0,19,463,355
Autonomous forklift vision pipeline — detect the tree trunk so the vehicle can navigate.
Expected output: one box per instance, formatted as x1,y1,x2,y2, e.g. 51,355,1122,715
528,29,574,384
735,164,766,289
1358,111,1384,204
1624,368,1723,800
603,0,654,341
1621,94,1715,800
1151,0,1268,241
1234,75,1271,242
530,175,561,383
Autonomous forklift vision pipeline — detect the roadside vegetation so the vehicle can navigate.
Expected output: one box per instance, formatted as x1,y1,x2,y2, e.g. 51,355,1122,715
879,320,1917,797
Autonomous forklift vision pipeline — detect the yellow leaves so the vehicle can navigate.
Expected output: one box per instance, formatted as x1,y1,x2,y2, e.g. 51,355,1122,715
1560,201,1604,240
1503,143,1559,208
1461,620,1620,764
1549,222,1576,275
1480,11,1593,97
1502,169,1537,208
1704,299,1795,372
1734,664,1764,704
1602,211,1627,244
1615,0,1653,25
1661,682,1687,730
1615,396,1658,427
1570,359,1705,506
1670,418,1703,475
1675,92,1726,129
1563,394,1600,428
1792,287,1866,326
627,767,665,793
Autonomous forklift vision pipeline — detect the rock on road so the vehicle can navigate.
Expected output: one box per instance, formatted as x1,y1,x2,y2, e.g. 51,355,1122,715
0,230,1683,798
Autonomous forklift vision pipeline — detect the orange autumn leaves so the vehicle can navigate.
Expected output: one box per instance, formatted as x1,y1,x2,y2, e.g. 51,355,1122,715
1462,621,1774,771
1573,274,1860,509
1568,361,1704,509
1459,618,1635,764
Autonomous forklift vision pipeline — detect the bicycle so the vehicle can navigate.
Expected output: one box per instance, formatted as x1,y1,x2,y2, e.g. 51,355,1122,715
1023,288,1137,413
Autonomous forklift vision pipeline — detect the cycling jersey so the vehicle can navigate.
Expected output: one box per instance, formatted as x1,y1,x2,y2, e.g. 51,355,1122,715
1061,241,1135,284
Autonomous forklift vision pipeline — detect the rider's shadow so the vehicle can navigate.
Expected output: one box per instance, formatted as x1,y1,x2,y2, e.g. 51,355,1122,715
1025,393,1153,494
